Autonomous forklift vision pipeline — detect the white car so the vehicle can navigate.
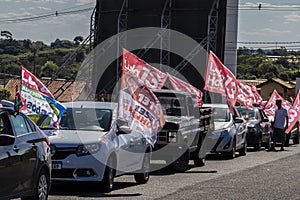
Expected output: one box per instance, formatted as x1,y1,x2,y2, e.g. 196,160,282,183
202,104,247,159
49,101,151,192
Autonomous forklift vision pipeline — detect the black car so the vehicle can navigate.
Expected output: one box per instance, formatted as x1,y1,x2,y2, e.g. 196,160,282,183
0,106,51,200
236,106,271,150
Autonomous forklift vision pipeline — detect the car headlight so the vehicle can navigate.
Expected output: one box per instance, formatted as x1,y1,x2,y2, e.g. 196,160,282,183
220,129,229,135
168,131,177,143
246,122,255,128
76,143,101,156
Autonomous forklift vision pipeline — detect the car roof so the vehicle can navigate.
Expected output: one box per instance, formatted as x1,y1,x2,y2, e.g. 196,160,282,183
235,106,261,110
62,101,118,110
202,103,229,109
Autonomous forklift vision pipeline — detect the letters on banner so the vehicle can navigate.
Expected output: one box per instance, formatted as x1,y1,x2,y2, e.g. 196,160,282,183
263,90,300,133
168,74,203,107
122,49,168,90
118,71,165,146
204,51,238,114
20,67,66,121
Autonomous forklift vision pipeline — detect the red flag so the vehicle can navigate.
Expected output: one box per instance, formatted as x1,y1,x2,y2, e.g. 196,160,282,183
263,90,291,117
168,74,203,106
118,71,165,146
122,49,167,90
286,91,300,133
236,80,254,109
204,51,238,114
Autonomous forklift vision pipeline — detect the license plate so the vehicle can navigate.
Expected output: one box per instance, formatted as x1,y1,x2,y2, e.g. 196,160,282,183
52,161,62,170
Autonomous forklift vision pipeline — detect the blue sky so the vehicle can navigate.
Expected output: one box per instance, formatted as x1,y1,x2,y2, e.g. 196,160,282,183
0,0,300,49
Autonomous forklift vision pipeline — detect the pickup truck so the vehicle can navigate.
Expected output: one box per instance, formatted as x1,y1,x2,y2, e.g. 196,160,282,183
151,90,212,172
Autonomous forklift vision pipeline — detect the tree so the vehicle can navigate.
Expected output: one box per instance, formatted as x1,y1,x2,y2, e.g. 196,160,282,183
40,61,58,77
0,88,11,100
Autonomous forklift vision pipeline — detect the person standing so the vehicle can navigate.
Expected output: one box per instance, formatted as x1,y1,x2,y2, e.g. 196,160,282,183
271,99,289,151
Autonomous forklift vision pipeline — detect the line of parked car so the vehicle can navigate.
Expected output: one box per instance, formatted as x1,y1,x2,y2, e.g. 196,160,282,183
0,92,299,199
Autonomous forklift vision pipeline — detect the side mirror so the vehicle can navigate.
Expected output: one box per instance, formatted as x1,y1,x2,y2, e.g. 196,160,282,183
234,117,244,124
0,134,15,146
118,125,132,134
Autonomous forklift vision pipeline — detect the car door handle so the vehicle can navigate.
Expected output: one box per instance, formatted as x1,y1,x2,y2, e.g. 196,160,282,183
13,145,20,153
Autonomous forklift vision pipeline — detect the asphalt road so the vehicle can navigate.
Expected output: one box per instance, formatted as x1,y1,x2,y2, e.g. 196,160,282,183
49,143,300,200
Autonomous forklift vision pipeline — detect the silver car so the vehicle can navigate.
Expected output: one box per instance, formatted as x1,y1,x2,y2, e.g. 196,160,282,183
203,104,247,159
49,101,151,192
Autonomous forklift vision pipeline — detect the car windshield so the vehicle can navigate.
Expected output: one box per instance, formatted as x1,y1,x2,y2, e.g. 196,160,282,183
237,108,258,120
213,108,230,122
156,96,186,116
59,108,112,131
28,114,52,130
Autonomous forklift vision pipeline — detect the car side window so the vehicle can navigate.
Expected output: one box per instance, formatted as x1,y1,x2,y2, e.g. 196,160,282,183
10,114,31,136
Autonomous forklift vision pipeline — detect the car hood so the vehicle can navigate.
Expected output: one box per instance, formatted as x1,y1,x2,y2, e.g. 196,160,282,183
49,130,107,145
246,120,259,126
164,116,192,128
214,121,232,131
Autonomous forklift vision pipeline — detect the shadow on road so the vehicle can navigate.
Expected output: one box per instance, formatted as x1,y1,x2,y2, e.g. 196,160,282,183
50,181,142,198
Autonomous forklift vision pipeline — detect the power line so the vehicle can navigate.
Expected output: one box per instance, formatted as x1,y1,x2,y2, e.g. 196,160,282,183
0,7,94,24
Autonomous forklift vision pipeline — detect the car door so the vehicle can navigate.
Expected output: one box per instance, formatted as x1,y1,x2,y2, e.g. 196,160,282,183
233,108,246,149
259,109,271,142
116,129,144,174
9,113,38,193
0,112,20,198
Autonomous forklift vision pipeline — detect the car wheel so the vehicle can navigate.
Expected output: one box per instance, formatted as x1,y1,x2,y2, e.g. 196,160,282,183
254,136,261,151
134,152,150,184
172,150,190,172
21,169,50,200
285,133,290,147
263,136,272,150
226,139,236,159
101,156,115,193
238,142,247,156
193,157,206,167
293,127,299,144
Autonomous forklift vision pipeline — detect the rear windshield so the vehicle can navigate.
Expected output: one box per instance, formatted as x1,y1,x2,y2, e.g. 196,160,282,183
60,108,112,131
237,107,258,120
213,108,231,122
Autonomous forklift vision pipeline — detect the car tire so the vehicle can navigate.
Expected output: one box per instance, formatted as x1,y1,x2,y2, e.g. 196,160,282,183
134,152,150,184
238,142,247,156
193,157,206,167
21,169,50,200
263,136,272,150
172,150,190,172
226,139,236,159
101,156,115,193
293,127,299,144
254,135,261,151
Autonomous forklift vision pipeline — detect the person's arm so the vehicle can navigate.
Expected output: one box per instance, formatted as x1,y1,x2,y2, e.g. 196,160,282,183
285,110,289,130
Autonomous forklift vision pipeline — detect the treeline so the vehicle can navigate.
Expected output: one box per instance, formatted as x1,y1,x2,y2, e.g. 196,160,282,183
1,39,300,82
237,47,300,81
0,36,87,80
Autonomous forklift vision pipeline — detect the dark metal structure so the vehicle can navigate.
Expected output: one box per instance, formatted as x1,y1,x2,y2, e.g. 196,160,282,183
90,0,227,97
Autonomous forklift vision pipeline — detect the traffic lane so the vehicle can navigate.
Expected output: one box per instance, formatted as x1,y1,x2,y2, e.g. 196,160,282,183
49,144,300,200
159,152,300,200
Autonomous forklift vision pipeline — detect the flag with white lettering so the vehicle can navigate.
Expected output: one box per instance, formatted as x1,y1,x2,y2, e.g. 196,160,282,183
286,91,300,133
20,67,66,120
168,74,203,106
122,49,168,90
204,51,238,114
236,80,254,109
118,71,165,146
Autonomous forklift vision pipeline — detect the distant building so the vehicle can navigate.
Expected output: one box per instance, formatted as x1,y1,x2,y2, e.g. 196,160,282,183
256,78,296,100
